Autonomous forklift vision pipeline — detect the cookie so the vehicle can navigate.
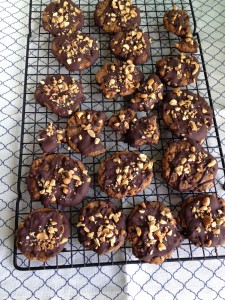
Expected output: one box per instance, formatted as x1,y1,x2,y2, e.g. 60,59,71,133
175,33,198,53
42,0,84,36
162,140,218,192
96,60,143,99
156,54,200,87
97,151,154,199
107,107,136,134
77,200,127,255
127,201,182,264
27,154,91,207
16,208,70,262
94,0,141,34
124,115,159,147
178,194,225,247
66,110,106,156
109,28,151,64
34,75,85,117
163,6,190,37
51,31,99,71
162,88,213,143
130,74,163,112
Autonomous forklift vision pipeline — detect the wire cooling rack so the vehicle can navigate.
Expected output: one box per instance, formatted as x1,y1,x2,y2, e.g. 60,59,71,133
14,0,225,270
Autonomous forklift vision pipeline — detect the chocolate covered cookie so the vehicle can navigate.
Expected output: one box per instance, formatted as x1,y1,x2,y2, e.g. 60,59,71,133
52,31,99,71
162,140,218,192
16,208,70,262
127,201,182,264
162,88,213,143
27,154,91,206
77,200,127,254
34,75,85,117
107,107,136,134
175,33,198,53
97,151,154,199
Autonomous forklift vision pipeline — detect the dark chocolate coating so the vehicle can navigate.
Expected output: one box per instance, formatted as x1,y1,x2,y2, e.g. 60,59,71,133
38,123,65,153
175,34,198,53
107,107,136,134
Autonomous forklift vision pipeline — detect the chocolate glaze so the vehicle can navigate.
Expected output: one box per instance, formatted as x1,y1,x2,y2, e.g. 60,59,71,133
107,107,136,134
175,34,198,53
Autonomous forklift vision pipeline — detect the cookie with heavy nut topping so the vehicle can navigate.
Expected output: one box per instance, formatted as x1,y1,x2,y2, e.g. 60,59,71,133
97,151,154,199
162,89,213,143
109,28,151,64
42,0,84,36
16,208,70,262
34,75,85,117
178,194,225,247
96,60,143,99
162,140,218,192
94,0,141,34
175,33,198,53
107,107,137,134
51,31,99,71
27,154,91,207
156,54,200,87
77,200,127,255
127,201,182,264
66,110,106,156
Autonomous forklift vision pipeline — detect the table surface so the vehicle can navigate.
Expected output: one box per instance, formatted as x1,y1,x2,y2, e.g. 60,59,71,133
1,0,225,299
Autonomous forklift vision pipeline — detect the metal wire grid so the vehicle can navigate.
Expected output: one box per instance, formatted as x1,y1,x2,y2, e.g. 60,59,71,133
13,0,225,271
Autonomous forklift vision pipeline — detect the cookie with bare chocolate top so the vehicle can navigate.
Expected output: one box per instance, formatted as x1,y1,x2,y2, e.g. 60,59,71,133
156,54,200,87
97,151,154,199
127,201,182,264
107,107,136,134
34,75,85,117
130,74,163,112
110,28,151,64
163,6,190,37
16,208,70,262
42,0,84,36
162,88,213,143
175,33,198,53
66,110,106,156
77,200,127,254
96,60,143,99
162,140,218,192
27,154,91,207
178,194,225,247
94,0,141,34
52,31,99,71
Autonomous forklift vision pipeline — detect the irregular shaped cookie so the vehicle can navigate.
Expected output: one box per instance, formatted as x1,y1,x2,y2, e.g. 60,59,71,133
156,54,200,87
109,28,151,64
42,0,84,36
27,154,91,206
127,201,182,264
178,194,225,247
162,89,213,143
107,107,136,134
124,115,159,147
162,140,218,192
163,6,190,37
34,75,85,117
16,208,70,262
52,31,99,71
175,33,198,53
77,200,127,254
66,110,106,156
96,60,143,99
94,0,141,34
97,151,154,199
130,74,163,112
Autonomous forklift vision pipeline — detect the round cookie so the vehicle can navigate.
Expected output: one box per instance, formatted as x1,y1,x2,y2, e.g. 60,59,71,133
27,154,91,207
42,0,84,36
97,151,154,199
162,140,218,192
156,54,200,87
107,107,137,134
77,200,127,255
94,0,141,34
162,88,213,143
163,6,190,37
179,194,225,247
16,208,70,262
96,60,143,99
51,31,99,71
34,75,85,117
127,201,182,264
175,33,198,53
109,28,151,64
